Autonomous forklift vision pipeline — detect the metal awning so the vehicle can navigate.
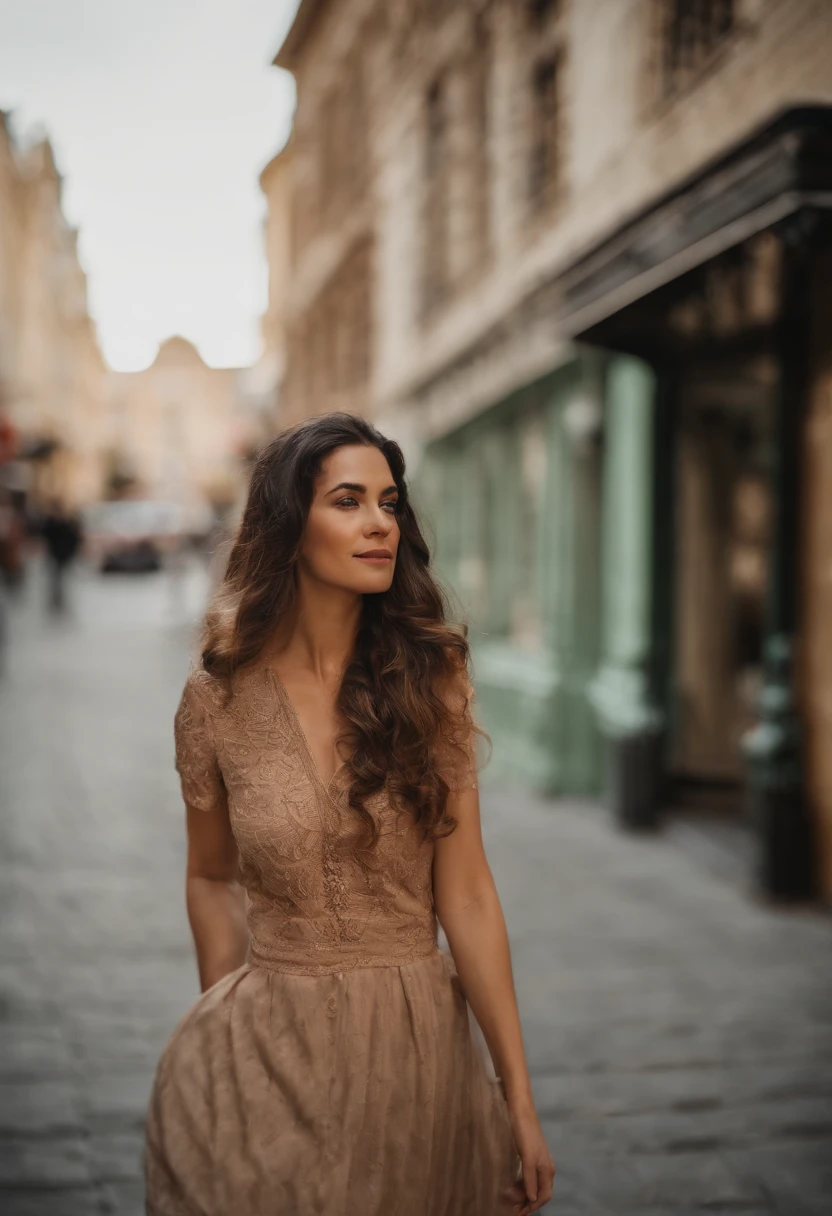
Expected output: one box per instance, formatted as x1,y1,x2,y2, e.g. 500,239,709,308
558,107,832,340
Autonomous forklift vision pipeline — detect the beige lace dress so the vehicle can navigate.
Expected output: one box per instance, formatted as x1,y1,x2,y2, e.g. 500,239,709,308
144,662,519,1215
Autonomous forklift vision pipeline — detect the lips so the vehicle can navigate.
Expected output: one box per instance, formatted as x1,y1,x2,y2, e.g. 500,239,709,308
355,549,393,562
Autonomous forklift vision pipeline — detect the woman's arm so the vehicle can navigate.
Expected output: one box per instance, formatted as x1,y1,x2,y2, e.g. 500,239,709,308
433,786,555,1214
185,799,248,992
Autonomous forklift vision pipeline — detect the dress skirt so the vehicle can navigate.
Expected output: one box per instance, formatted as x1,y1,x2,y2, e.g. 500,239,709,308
145,949,519,1216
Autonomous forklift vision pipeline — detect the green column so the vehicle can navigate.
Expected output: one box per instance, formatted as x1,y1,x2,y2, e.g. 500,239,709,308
557,358,604,790
540,383,569,655
457,436,486,627
591,355,664,827
481,425,518,636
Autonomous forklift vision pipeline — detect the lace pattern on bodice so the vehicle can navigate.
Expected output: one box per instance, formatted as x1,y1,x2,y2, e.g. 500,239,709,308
173,663,479,976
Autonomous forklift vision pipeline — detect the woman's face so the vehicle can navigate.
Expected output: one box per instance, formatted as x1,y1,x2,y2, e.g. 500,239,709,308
298,444,400,594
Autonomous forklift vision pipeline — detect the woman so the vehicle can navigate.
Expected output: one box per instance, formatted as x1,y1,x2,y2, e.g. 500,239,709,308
145,413,555,1215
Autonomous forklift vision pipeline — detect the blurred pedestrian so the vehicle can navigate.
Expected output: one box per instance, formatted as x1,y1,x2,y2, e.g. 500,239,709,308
0,488,17,673
0,486,25,592
0,442,31,595
145,414,554,1216
40,498,83,614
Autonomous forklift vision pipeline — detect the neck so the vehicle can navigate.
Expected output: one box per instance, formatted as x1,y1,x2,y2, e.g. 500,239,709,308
267,571,362,683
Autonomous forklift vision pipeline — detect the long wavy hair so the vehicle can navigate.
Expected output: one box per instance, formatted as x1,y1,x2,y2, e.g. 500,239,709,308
201,412,479,852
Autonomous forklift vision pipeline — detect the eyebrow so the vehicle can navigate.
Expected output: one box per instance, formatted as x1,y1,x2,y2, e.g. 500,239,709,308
325,482,399,497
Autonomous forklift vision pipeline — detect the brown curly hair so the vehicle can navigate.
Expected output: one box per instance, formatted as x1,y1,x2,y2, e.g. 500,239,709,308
201,412,479,852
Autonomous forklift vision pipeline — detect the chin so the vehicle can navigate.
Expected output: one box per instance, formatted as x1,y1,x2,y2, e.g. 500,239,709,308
357,572,395,595
324,566,395,596
348,565,396,595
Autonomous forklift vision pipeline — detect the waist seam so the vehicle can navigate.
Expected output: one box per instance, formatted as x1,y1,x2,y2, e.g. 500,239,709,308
247,943,441,978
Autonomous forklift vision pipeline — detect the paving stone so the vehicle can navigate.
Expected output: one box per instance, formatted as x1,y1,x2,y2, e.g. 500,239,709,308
551,1150,647,1210
0,1028,78,1083
2,565,832,1214
0,1082,82,1137
630,1152,764,1210
87,1132,144,1182
0,1188,104,1216
99,1178,145,1215
724,1145,832,1216
0,1136,91,1187
79,1072,152,1129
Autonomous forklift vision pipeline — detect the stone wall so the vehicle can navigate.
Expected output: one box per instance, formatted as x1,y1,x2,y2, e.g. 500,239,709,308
106,337,247,509
274,0,832,446
0,114,109,504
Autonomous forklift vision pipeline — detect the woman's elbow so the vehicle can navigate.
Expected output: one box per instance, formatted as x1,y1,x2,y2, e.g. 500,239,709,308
435,873,498,928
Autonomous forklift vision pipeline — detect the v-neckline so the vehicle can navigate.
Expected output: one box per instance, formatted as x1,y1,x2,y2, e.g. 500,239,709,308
267,667,347,798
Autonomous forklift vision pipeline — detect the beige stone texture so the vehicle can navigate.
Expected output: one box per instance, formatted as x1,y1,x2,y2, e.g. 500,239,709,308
0,113,109,504
273,0,832,454
0,115,263,512
106,337,248,509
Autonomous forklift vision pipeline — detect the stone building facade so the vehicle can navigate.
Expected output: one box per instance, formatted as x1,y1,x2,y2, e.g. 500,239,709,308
0,113,108,505
0,115,263,515
272,0,832,899
253,146,293,430
105,337,253,512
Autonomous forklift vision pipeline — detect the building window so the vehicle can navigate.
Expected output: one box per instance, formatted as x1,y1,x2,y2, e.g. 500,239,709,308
423,73,451,315
662,0,734,93
529,55,560,213
290,163,317,266
320,90,341,206
340,56,366,202
468,13,492,270
525,0,559,23
319,55,366,221
520,0,565,222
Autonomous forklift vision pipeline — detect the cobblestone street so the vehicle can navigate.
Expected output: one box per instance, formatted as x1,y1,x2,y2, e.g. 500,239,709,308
0,564,831,1215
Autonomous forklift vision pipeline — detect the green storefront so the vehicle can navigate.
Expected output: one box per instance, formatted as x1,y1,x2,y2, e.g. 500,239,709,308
419,350,658,805
419,108,829,903
419,352,635,799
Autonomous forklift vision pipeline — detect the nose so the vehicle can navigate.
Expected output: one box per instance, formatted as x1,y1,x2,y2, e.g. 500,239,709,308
363,505,393,537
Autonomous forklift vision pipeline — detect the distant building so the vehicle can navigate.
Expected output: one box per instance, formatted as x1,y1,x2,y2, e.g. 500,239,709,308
105,336,254,513
0,113,264,515
272,7,374,425
271,0,832,901
0,113,108,504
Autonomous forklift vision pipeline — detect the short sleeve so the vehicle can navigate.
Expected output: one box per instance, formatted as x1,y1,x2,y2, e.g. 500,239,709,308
435,665,480,795
173,674,227,813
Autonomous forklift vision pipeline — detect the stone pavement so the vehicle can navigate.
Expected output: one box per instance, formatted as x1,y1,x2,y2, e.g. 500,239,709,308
0,561,831,1215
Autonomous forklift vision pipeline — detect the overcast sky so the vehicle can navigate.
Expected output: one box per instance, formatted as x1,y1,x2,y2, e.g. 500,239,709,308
0,0,299,371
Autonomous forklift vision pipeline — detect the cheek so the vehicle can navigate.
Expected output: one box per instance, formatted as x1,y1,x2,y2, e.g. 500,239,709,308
302,509,354,568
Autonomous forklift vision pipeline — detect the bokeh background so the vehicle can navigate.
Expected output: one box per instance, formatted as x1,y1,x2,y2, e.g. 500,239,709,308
1,1,831,1213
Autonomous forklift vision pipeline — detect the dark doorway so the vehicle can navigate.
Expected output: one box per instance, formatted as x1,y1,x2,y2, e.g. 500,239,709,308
669,355,776,813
